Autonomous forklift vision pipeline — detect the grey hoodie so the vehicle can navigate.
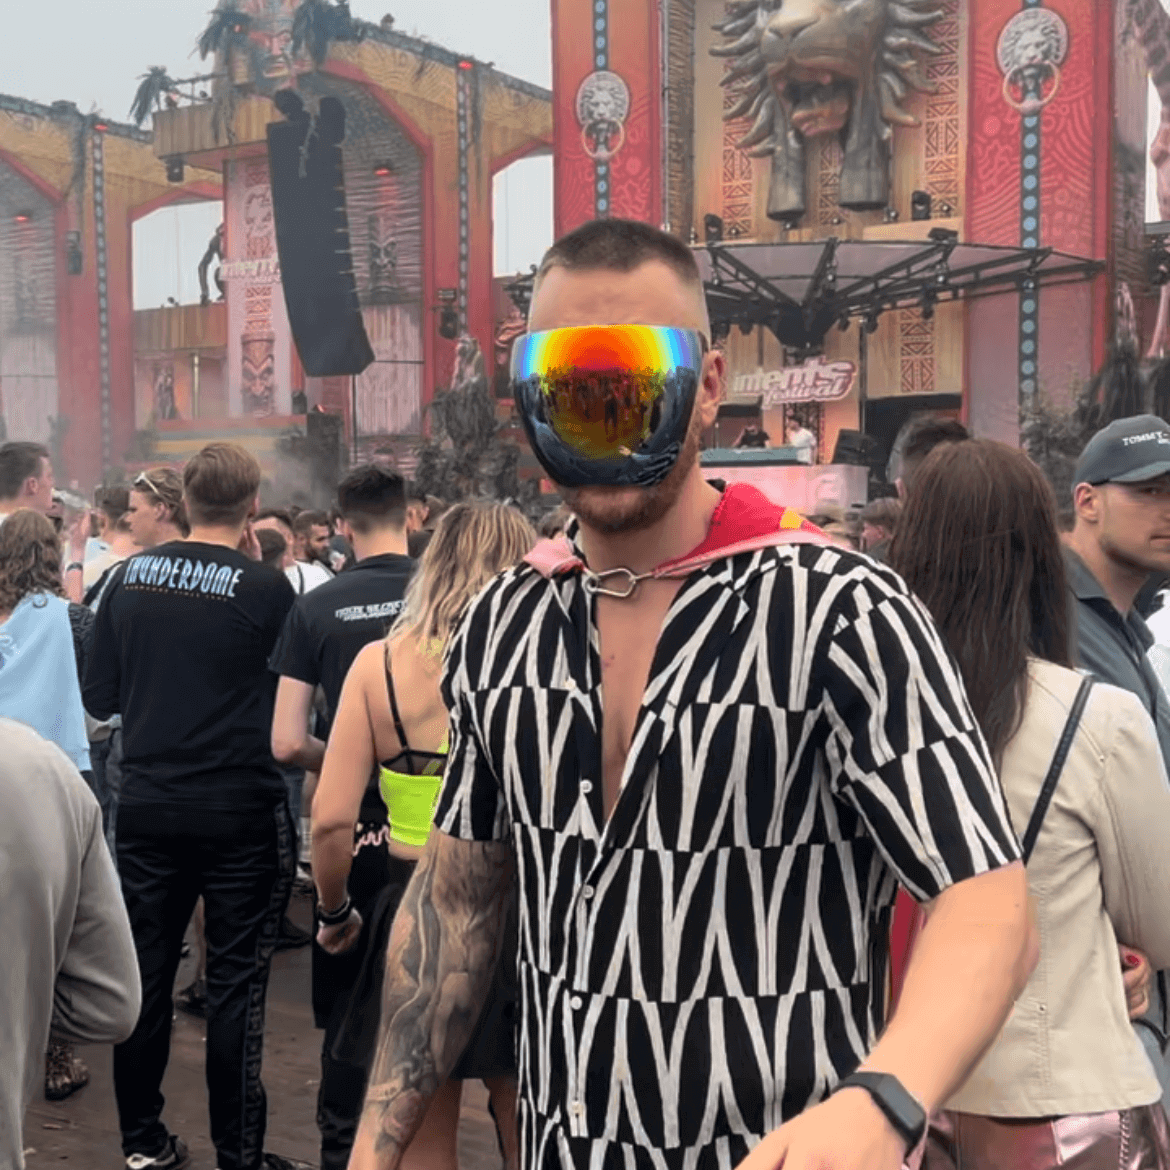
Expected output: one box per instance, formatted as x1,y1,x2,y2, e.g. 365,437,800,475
0,719,141,1170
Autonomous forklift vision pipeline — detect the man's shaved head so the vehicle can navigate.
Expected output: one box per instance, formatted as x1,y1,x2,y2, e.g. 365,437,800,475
533,218,710,336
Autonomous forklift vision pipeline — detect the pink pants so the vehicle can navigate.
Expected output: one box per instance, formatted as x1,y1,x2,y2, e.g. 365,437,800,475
920,1105,1170,1170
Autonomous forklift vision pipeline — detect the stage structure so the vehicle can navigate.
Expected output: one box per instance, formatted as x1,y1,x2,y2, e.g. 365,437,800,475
549,0,1151,478
150,2,553,470
0,95,219,488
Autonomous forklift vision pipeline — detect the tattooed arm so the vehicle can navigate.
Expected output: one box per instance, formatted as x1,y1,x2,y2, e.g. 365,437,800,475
349,827,515,1170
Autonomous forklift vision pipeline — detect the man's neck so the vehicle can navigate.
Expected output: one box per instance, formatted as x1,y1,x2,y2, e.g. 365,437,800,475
350,528,408,562
187,524,246,551
576,467,722,575
110,534,139,557
1065,526,1147,616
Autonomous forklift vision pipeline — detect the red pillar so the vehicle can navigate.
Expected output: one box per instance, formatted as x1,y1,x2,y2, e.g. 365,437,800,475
552,0,661,235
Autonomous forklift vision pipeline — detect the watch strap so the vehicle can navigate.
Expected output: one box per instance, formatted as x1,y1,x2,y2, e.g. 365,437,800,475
833,1070,927,1148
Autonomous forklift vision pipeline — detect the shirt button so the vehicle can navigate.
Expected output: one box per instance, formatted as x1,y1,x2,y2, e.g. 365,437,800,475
570,995,583,1010
570,1100,584,1117
581,885,594,900
580,779,593,795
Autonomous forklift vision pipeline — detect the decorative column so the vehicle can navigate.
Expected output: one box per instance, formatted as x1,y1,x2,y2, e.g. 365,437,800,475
551,0,661,234
965,0,1114,442
91,126,112,473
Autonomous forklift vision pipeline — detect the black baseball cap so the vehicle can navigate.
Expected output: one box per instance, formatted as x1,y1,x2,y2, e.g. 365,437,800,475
1074,415,1170,486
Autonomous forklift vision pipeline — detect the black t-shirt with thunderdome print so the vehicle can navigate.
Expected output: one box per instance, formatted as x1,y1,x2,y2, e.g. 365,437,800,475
84,541,296,824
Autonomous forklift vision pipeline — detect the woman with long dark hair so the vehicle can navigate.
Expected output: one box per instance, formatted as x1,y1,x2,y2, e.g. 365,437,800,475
890,440,1170,1168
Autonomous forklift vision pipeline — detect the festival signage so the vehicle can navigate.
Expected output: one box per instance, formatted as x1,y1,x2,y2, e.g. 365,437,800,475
731,357,857,407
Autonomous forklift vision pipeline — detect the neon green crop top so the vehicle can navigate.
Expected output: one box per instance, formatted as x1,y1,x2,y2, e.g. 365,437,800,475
378,733,448,849
379,647,448,848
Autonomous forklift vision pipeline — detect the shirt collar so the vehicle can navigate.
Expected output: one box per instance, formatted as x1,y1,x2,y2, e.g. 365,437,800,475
350,551,413,571
1063,547,1109,603
1063,547,1155,651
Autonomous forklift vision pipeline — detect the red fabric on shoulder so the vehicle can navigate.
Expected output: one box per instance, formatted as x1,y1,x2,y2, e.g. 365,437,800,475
677,483,821,562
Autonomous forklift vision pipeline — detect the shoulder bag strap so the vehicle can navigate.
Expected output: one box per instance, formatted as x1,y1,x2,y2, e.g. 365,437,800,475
1019,675,1095,864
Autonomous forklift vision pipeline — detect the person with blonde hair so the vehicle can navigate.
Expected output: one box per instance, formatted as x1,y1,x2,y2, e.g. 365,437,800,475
125,467,188,550
311,500,536,1170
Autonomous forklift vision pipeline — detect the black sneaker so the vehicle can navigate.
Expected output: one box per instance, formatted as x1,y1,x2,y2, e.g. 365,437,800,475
174,978,207,1019
125,1134,190,1169
274,916,312,951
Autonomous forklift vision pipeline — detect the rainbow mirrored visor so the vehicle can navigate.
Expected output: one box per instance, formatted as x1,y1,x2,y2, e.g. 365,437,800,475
510,325,707,488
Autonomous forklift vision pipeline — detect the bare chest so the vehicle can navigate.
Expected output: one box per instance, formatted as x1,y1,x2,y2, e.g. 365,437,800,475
595,580,683,818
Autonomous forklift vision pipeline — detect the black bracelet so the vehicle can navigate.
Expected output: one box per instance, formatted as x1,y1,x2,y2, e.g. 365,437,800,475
317,895,352,927
66,561,84,573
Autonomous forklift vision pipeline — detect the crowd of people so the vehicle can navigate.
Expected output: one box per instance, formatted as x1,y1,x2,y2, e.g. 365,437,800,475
2,217,1170,1170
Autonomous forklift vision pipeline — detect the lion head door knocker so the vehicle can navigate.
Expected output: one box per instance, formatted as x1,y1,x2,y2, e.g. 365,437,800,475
713,0,945,222
576,70,631,163
997,8,1069,116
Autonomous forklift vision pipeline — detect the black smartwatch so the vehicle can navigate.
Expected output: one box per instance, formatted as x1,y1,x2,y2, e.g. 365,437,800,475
832,1070,927,1149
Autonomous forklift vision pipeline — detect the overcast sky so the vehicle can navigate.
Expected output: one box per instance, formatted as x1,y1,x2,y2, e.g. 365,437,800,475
5,2,1166,304
4,0,553,307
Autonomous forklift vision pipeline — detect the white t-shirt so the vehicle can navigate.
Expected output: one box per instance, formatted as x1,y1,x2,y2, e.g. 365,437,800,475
788,425,817,465
286,561,333,595
1147,591,1170,700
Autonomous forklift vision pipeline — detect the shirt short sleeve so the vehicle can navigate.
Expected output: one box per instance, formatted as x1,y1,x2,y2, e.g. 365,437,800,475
816,572,1022,902
268,598,319,686
434,600,509,843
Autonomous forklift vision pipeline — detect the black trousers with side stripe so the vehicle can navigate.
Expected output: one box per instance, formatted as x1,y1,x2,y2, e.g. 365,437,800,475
114,801,294,1170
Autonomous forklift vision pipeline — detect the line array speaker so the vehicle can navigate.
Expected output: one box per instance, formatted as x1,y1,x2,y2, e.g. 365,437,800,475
267,92,374,377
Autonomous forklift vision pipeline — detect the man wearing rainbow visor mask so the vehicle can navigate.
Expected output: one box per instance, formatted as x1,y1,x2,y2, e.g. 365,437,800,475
350,220,1036,1170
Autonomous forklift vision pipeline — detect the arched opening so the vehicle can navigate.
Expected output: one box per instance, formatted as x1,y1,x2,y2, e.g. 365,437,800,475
491,153,552,396
493,153,553,277
133,200,224,309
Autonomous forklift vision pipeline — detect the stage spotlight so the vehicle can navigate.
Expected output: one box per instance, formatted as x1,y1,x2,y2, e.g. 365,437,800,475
864,312,881,334
884,206,899,223
373,162,393,177
165,155,185,183
13,210,32,224
92,117,109,133
920,289,937,321
911,190,933,221
838,315,851,332
704,213,724,244
738,320,753,336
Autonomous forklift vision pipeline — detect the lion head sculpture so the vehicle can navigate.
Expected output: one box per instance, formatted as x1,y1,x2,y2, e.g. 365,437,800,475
713,0,945,221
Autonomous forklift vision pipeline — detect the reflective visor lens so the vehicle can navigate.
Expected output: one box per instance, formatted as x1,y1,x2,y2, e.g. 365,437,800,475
511,325,705,487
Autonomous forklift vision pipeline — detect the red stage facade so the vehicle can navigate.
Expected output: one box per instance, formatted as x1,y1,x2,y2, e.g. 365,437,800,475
548,0,1151,461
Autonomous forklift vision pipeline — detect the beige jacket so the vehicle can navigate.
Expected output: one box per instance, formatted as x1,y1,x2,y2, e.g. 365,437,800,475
948,660,1170,1117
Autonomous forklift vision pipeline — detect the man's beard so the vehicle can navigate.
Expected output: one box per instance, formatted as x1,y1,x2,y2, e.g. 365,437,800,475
560,402,702,537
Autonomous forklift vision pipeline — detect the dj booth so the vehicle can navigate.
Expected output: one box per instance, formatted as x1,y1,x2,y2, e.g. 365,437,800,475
700,448,868,516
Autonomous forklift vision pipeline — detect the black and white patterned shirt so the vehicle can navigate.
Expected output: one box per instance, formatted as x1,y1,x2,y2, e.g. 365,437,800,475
436,516,1021,1170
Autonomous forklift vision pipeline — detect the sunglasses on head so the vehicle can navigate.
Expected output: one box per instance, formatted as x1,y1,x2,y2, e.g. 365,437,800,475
510,324,709,489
